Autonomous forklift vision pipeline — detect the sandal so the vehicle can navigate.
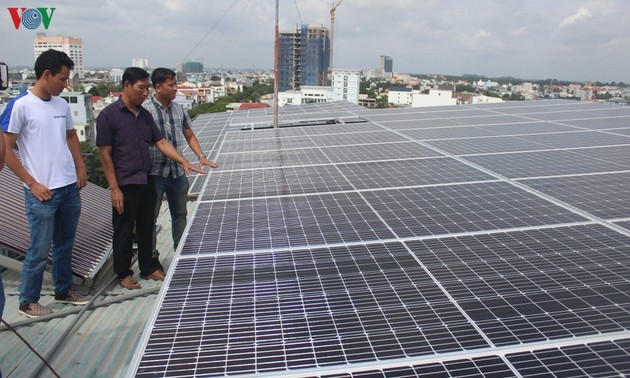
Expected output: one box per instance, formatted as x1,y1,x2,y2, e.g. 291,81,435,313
119,275,142,289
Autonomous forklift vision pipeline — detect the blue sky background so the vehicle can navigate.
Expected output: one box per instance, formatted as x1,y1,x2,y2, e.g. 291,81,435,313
2,0,629,83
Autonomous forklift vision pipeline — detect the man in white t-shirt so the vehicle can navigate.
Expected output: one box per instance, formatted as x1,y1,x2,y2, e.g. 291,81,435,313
1,49,90,318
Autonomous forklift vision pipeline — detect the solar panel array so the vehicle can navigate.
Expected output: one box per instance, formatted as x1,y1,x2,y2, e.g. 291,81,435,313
130,99,630,377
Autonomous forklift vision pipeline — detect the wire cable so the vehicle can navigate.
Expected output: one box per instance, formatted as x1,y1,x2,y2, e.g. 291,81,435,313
180,0,240,64
30,279,113,378
0,317,61,378
293,0,303,25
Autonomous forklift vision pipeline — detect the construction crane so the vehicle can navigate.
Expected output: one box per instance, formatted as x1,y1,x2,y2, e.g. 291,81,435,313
329,0,342,83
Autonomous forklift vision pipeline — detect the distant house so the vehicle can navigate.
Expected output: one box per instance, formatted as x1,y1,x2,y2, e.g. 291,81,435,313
411,86,457,107
278,86,333,107
60,91,95,144
388,87,413,106
239,103,268,111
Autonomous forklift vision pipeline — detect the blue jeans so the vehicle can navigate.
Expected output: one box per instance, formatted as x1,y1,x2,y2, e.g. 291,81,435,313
152,174,189,257
20,184,81,305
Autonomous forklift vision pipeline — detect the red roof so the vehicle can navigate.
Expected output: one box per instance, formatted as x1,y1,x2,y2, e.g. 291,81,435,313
239,103,268,110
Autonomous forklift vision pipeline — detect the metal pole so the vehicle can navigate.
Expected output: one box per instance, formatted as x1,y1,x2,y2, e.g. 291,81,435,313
273,0,279,129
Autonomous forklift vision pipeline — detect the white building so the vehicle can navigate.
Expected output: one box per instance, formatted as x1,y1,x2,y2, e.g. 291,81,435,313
173,94,194,110
33,35,84,79
60,91,95,143
298,86,332,104
475,79,499,90
388,87,414,106
109,69,124,84
197,86,228,104
278,86,333,107
471,95,504,104
331,69,359,104
132,58,149,69
412,87,457,108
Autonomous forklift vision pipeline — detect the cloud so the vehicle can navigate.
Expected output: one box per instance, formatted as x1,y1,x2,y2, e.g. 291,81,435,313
460,29,491,49
559,7,592,28
3,1,629,82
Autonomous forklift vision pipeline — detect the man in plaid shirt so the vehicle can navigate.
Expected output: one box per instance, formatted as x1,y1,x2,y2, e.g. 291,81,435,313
145,68,218,272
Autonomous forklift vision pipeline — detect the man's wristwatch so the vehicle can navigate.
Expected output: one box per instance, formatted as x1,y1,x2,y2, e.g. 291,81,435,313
198,153,206,159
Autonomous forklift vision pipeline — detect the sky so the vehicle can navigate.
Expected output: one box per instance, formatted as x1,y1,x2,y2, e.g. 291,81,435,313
2,0,630,83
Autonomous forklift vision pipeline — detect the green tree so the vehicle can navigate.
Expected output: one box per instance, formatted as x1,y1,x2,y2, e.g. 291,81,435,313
88,82,122,97
187,80,273,118
81,142,108,188
501,92,526,101
375,95,390,108
456,84,475,93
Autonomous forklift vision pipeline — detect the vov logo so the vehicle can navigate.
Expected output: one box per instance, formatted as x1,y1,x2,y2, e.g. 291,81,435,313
8,8,56,30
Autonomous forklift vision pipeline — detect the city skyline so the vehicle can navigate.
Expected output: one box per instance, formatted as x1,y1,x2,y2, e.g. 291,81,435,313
2,1,630,83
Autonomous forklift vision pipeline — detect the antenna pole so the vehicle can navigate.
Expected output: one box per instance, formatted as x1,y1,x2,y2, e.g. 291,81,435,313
273,0,279,129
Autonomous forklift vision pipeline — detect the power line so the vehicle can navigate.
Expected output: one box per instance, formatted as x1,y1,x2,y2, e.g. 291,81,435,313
293,0,303,25
180,0,240,64
1,318,61,377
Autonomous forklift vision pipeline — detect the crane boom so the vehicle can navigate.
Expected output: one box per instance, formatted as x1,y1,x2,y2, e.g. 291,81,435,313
329,0,342,83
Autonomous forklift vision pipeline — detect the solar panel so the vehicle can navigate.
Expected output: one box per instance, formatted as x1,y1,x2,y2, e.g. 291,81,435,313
560,116,630,130
425,135,554,155
519,172,630,220
464,149,629,178
320,142,442,163
181,193,395,255
400,126,502,140
129,100,630,377
608,128,630,137
218,148,332,170
335,158,496,189
477,121,579,135
518,130,630,149
202,165,355,201
362,182,586,238
135,243,490,376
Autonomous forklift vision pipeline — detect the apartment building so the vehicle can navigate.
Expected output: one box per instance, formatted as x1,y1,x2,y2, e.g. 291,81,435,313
33,34,84,79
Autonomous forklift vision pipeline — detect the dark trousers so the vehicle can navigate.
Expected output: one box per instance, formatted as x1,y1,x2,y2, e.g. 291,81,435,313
112,178,158,279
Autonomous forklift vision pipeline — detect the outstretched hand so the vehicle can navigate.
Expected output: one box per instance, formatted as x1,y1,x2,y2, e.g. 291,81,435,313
182,161,207,176
199,156,219,169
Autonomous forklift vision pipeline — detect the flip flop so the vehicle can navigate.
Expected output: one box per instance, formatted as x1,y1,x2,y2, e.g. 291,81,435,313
119,275,142,289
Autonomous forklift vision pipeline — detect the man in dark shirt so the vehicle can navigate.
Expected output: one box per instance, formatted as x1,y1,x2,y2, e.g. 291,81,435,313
96,67,204,289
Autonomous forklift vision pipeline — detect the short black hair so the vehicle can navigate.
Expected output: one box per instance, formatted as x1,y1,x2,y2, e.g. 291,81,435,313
34,49,74,80
122,67,150,86
151,67,176,87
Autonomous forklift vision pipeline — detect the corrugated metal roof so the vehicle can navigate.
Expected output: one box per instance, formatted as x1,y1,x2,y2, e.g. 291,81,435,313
0,200,184,377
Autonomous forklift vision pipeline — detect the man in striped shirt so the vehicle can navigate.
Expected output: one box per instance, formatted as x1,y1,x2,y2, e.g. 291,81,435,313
145,68,218,272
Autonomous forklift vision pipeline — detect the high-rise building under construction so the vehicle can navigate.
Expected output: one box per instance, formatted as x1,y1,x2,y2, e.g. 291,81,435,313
278,24,330,92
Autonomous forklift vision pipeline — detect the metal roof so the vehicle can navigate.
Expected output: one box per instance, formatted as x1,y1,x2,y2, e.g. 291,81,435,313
0,201,188,377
